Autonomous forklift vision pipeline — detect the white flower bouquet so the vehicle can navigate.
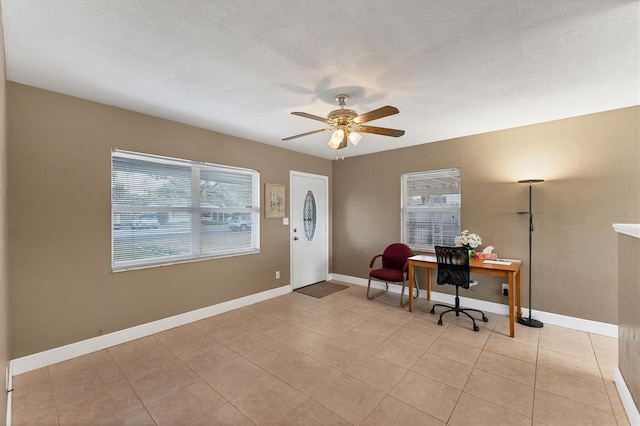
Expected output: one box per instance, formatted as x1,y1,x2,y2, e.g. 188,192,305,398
454,230,482,249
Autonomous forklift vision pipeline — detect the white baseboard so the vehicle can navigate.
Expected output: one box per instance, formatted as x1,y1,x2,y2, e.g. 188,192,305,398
615,368,640,426
9,285,291,377
331,274,618,338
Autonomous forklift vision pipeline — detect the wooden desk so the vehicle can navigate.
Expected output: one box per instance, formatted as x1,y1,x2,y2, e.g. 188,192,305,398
408,254,522,338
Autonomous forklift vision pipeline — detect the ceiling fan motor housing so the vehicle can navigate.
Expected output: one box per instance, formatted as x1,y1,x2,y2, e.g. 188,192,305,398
327,108,357,127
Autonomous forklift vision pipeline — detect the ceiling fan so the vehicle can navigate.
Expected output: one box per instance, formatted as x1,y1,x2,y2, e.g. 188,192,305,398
283,94,405,151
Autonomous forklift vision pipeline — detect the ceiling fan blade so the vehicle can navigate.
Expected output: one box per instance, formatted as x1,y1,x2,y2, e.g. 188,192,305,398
291,111,331,124
355,125,405,137
282,128,331,141
353,105,399,124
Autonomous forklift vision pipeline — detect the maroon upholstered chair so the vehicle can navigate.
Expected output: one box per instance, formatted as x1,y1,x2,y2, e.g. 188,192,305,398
367,243,418,307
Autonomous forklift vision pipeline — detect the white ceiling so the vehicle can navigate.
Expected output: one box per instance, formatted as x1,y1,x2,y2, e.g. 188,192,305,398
2,0,638,160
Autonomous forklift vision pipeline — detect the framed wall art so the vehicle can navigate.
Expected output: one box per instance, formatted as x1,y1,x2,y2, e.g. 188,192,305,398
265,183,286,218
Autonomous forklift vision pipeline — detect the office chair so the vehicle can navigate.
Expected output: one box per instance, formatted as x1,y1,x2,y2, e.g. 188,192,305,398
367,243,418,307
431,246,488,331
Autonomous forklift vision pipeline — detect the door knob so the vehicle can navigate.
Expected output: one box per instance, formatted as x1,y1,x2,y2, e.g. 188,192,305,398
293,237,299,240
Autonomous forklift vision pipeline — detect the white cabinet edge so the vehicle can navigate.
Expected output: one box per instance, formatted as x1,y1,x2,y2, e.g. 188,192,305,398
613,223,640,239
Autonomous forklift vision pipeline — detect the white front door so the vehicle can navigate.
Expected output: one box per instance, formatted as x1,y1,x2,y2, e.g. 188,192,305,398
290,171,328,290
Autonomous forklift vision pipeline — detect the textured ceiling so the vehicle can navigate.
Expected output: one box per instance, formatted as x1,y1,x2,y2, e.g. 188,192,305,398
2,0,638,159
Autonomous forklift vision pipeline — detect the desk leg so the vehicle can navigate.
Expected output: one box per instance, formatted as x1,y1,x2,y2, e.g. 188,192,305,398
426,267,431,301
408,262,414,312
516,269,522,319
508,273,515,338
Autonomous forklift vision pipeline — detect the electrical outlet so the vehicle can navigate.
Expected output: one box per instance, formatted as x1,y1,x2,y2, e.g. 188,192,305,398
501,283,509,296
275,271,280,279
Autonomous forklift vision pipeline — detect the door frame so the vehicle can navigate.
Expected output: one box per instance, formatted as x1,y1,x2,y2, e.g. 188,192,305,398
289,170,329,290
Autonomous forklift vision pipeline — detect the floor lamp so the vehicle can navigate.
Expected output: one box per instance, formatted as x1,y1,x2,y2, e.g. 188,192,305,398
517,179,544,328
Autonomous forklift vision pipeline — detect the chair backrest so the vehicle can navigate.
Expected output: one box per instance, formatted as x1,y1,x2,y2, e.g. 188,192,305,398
435,246,472,288
381,243,414,271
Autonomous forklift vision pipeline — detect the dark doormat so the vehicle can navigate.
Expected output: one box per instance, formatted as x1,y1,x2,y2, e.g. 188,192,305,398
294,281,349,298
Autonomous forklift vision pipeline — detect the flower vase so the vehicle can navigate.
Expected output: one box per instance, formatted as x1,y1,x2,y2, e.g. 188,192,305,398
463,245,476,258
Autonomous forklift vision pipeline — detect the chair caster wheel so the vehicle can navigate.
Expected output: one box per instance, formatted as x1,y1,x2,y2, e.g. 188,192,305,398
482,317,489,322
473,325,480,332
437,320,443,326
430,308,435,314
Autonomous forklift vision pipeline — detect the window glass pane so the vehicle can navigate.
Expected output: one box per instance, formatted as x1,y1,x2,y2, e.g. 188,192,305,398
201,213,253,255
112,150,259,270
113,212,192,263
402,168,461,251
113,157,191,207
200,169,253,209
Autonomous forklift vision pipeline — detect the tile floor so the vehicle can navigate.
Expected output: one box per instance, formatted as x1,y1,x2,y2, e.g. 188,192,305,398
11,282,630,425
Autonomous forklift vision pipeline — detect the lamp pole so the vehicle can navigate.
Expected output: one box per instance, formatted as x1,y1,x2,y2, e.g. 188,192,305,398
517,179,544,328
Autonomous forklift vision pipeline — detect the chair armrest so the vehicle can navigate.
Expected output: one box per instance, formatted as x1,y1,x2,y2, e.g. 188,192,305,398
369,254,383,268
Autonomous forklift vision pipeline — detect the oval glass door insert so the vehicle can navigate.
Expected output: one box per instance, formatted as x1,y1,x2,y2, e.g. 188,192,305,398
303,190,317,241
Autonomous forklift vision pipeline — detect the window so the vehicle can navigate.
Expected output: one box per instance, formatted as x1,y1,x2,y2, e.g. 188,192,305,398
112,150,259,271
401,168,460,251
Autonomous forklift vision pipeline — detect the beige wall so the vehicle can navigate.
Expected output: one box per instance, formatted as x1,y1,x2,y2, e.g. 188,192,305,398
7,83,331,358
333,107,640,324
0,5,9,421
618,231,640,409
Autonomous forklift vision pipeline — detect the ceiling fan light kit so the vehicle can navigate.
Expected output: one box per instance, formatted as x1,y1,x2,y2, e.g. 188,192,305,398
283,94,405,155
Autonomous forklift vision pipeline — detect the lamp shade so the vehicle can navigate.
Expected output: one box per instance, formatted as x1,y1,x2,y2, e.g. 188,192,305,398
348,131,362,146
328,129,344,149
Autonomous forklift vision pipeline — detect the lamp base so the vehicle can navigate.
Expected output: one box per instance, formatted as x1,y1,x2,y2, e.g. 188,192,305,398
517,316,544,328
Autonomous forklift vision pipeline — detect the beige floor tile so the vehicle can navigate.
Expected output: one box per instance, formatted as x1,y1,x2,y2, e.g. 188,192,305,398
203,358,272,401
129,360,200,404
362,395,445,426
590,333,619,351
182,339,243,377
192,313,233,334
440,322,491,348
240,340,306,374
370,337,426,369
342,352,408,393
48,350,114,384
154,323,214,359
464,369,534,417
389,370,461,422
404,316,448,336
52,361,130,409
332,328,386,351
411,352,473,390
594,346,618,367
475,350,536,386
279,329,332,354
307,318,353,338
276,355,342,396
449,392,531,426
276,398,352,425
231,375,308,425
258,319,307,340
145,380,226,425
108,336,180,382
427,336,482,367
304,303,346,319
599,363,618,383
388,325,438,351
374,306,414,326
193,403,254,426
491,320,540,347
56,381,143,425
537,347,602,382
484,334,538,364
349,300,387,317
311,372,386,425
331,309,371,327
280,310,325,328
533,388,617,426
535,365,611,412
10,381,59,425
541,323,591,344
355,316,403,338
539,333,597,361
605,380,630,425
309,340,369,370
110,407,156,425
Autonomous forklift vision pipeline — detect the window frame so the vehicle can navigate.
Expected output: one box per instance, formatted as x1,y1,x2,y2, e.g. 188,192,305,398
111,150,260,271
401,168,461,252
